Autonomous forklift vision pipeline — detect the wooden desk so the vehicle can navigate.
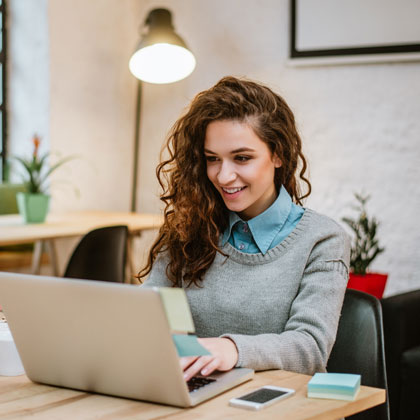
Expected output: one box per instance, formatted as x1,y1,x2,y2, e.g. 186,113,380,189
0,211,163,279
0,370,385,420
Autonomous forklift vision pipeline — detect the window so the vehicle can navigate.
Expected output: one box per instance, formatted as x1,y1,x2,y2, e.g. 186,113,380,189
0,0,6,181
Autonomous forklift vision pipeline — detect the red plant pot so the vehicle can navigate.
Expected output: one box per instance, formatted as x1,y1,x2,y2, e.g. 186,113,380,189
347,273,388,299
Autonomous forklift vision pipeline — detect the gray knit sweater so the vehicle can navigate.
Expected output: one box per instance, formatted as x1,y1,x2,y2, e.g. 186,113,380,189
142,209,350,375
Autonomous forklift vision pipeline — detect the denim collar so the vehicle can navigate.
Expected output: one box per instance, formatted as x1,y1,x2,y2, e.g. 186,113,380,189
221,186,292,254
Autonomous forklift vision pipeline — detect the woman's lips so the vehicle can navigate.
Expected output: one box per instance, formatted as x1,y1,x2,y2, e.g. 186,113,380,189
221,186,246,199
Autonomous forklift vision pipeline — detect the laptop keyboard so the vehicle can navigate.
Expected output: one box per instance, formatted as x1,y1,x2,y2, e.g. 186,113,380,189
187,376,216,392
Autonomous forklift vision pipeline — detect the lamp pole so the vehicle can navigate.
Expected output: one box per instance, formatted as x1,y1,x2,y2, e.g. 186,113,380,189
131,80,142,212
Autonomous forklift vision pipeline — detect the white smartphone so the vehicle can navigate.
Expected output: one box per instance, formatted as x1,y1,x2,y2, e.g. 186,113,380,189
229,385,295,410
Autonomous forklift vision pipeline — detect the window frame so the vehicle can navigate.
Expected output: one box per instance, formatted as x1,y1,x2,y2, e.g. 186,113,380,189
0,0,7,182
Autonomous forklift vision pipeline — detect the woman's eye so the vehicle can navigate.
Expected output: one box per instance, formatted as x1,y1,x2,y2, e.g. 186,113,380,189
205,155,218,162
235,155,251,162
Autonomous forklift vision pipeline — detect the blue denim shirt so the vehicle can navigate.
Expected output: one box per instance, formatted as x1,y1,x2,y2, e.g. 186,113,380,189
221,186,304,254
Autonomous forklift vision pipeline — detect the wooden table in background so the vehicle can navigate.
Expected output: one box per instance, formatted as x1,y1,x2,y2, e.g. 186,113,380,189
0,211,163,279
0,370,385,420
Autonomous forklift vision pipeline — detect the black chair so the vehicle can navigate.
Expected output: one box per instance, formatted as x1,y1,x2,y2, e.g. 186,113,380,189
381,289,420,420
64,225,128,283
327,289,390,420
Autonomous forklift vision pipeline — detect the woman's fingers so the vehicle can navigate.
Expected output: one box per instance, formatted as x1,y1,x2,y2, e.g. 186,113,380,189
180,337,239,382
182,356,218,381
179,356,199,371
199,357,221,376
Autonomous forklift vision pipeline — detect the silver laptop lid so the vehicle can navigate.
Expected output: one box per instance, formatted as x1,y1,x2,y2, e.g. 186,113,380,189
0,272,191,407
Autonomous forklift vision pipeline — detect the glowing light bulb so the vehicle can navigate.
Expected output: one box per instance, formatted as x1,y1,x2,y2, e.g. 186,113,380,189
129,43,196,84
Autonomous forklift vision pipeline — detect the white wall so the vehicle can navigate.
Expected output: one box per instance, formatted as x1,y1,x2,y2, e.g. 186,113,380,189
11,0,420,295
48,0,143,212
127,0,420,296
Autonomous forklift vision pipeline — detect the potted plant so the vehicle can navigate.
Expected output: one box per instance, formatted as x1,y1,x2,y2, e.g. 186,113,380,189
13,135,73,223
342,193,387,298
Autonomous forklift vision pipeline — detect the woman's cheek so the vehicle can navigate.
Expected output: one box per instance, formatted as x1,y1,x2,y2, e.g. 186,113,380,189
206,166,217,185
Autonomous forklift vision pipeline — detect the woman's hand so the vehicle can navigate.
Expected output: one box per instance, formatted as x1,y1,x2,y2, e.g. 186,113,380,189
180,337,239,382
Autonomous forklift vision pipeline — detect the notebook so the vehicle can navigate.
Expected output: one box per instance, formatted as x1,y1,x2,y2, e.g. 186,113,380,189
0,272,253,407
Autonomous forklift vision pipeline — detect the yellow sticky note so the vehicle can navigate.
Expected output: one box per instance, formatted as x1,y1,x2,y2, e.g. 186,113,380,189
157,287,195,333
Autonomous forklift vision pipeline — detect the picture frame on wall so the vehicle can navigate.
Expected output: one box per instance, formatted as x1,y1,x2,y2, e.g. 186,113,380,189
289,0,420,66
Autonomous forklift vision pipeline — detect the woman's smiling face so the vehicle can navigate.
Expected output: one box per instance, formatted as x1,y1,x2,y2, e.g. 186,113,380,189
204,119,281,220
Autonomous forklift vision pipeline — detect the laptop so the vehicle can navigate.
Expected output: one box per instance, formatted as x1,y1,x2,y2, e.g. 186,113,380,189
0,272,253,407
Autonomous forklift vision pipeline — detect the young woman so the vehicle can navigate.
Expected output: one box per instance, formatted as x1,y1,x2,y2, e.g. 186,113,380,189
139,76,350,381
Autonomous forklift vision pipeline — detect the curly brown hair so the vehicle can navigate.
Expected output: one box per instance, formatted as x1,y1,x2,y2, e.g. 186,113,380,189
137,76,311,287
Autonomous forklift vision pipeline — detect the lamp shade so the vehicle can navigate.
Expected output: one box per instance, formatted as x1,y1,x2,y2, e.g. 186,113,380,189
129,9,196,84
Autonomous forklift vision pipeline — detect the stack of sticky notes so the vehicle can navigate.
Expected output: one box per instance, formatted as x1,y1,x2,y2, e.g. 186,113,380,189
307,373,361,401
156,287,211,358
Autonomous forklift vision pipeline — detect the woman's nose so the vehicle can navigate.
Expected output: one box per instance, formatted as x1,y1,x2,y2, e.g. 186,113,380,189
217,162,236,184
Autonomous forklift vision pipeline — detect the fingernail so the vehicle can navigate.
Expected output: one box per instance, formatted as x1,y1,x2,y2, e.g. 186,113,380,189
183,373,189,380
201,368,208,375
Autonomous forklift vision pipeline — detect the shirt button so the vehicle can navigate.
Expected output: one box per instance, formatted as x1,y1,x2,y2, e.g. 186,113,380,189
243,223,248,233
239,243,245,250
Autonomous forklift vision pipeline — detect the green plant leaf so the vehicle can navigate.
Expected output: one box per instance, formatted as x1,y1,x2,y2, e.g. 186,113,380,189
12,149,76,195
342,193,385,275
37,155,77,192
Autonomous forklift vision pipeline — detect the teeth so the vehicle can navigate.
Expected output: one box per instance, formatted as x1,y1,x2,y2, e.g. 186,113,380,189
223,187,244,194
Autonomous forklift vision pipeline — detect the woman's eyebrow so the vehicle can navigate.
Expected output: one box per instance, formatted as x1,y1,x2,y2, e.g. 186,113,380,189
231,147,255,153
204,147,256,154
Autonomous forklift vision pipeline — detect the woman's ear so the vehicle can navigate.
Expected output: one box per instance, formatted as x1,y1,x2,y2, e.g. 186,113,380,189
273,154,282,168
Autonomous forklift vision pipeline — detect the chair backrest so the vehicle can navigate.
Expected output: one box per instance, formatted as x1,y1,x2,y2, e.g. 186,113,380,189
64,225,128,283
0,183,26,214
327,289,390,420
381,289,420,420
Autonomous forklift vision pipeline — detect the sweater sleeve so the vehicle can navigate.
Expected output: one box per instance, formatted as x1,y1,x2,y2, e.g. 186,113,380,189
140,255,173,288
222,227,350,375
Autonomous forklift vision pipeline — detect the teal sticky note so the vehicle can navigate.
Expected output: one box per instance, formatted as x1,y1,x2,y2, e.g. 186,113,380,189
307,373,361,401
157,287,195,333
308,373,361,391
172,334,211,357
